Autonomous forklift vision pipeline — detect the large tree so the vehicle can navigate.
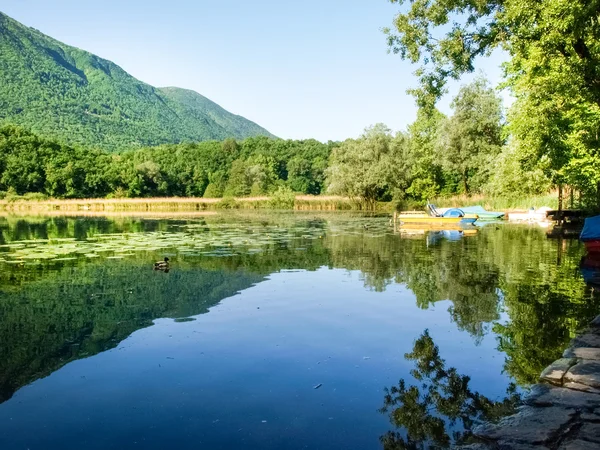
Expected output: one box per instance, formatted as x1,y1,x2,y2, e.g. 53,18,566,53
385,0,600,204
326,124,409,209
436,78,504,194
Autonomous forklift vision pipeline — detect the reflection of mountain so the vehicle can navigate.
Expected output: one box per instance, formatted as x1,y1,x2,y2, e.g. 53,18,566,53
1,216,600,405
0,260,264,403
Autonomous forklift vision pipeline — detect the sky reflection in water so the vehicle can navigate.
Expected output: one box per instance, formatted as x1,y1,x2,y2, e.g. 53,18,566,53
0,214,597,450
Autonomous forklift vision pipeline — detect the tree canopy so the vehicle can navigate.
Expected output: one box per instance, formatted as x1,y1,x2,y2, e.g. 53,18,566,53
385,0,600,206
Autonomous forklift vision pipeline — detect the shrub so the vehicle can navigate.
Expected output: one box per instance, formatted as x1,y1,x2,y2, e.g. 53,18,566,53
22,192,48,201
217,196,239,209
269,186,295,209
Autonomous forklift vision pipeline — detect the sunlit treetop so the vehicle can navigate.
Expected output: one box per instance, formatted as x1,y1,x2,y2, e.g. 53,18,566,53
384,0,600,108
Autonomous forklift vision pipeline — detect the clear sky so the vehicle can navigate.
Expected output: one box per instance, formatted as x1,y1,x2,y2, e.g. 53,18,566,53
2,0,507,141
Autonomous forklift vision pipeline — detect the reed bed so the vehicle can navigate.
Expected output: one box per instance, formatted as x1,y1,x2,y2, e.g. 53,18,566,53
0,195,360,213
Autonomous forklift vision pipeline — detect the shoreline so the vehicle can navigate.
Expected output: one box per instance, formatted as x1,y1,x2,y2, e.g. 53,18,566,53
460,314,600,449
0,195,364,213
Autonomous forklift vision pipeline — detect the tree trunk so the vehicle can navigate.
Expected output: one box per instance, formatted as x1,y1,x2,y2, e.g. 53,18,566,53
462,172,469,195
558,184,563,213
569,186,574,209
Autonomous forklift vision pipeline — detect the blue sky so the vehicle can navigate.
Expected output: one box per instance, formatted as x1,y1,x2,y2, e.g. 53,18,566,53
2,0,507,141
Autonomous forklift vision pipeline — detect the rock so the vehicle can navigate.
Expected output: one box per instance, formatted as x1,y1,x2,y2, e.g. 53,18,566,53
590,315,600,327
563,347,600,360
577,423,600,443
524,384,600,409
572,333,600,349
541,358,577,384
581,411,600,422
559,439,600,450
563,382,600,395
455,444,494,450
473,406,576,444
497,442,547,449
565,360,600,389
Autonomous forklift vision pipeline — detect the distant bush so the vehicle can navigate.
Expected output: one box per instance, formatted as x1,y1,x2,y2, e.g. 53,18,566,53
269,186,296,209
203,183,223,199
217,196,239,209
22,192,48,201
106,187,128,199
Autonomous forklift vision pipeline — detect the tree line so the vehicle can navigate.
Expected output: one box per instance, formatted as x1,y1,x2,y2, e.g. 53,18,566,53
0,76,555,207
0,126,333,199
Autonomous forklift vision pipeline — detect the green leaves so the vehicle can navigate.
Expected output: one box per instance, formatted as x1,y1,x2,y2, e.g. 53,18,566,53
386,0,600,206
326,124,409,208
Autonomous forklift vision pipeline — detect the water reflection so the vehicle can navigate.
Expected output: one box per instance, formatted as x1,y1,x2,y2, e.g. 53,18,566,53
581,253,600,288
0,214,598,449
380,330,521,449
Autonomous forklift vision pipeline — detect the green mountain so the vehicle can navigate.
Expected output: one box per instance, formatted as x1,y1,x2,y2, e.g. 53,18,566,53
0,11,274,151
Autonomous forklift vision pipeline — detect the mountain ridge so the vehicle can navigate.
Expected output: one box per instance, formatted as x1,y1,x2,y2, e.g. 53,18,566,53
0,11,274,151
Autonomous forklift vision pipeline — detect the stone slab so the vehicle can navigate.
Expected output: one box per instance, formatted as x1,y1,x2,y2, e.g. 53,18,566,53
572,333,600,349
473,406,576,444
525,384,600,409
541,358,577,384
581,411,600,422
563,382,600,395
559,439,600,450
497,442,548,450
455,444,493,450
565,360,600,389
577,423,600,443
563,347,600,360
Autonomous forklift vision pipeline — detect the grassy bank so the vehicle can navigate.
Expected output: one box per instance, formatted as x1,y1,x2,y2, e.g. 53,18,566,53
429,193,559,211
0,192,564,215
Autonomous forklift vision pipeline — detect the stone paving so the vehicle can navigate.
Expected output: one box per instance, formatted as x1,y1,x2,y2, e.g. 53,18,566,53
457,315,600,449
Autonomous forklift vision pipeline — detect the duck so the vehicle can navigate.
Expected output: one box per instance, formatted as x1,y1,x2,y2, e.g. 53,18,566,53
154,257,170,270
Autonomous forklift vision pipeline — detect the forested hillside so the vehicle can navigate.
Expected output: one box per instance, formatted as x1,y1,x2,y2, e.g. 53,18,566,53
0,11,273,151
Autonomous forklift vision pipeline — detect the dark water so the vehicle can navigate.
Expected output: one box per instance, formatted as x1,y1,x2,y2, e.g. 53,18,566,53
0,213,598,450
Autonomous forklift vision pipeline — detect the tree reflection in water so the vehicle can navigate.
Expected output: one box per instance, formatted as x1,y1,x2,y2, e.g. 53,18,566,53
380,330,521,449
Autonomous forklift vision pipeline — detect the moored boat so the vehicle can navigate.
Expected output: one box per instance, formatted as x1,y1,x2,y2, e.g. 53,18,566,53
580,215,600,253
457,205,505,220
395,205,478,225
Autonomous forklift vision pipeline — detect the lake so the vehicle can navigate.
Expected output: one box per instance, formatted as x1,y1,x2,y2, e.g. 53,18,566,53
0,213,598,449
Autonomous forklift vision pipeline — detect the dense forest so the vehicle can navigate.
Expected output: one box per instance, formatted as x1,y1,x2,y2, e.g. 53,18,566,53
0,76,558,207
0,12,273,152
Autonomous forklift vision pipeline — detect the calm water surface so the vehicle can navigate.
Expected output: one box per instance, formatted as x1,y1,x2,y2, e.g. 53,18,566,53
0,213,598,449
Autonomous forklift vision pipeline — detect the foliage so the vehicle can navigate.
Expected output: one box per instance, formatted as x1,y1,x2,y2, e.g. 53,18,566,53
269,185,296,209
435,78,504,194
0,126,334,199
384,0,600,206
484,143,553,197
326,124,410,209
0,12,273,152
405,108,446,202
216,196,240,209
